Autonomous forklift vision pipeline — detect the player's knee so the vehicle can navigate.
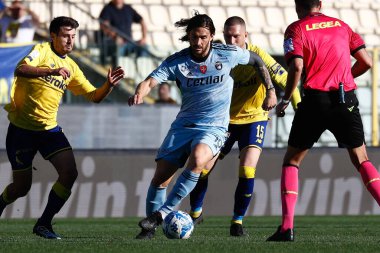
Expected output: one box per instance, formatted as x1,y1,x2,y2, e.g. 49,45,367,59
16,182,32,197
239,166,256,179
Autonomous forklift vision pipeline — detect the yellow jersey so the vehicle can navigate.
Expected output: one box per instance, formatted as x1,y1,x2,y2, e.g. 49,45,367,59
229,43,301,125
4,42,96,131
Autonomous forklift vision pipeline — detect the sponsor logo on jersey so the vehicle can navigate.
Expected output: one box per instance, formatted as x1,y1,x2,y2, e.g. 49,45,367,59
234,77,258,89
306,20,341,31
186,74,225,87
215,61,223,70
40,75,67,91
200,65,207,74
284,38,294,54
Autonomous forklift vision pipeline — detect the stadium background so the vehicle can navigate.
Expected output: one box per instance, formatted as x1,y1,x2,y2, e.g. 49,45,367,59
0,0,379,218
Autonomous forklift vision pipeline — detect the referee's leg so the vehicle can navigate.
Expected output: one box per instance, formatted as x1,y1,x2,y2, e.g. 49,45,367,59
348,144,380,206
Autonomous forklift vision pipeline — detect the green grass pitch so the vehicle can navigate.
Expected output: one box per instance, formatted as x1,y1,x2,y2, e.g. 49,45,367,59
1,216,379,253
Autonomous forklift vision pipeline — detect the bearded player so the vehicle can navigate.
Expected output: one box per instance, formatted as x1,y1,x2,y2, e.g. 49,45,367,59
189,16,301,236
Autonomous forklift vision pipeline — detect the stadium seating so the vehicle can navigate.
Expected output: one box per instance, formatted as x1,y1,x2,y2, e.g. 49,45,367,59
14,0,378,84
18,0,379,54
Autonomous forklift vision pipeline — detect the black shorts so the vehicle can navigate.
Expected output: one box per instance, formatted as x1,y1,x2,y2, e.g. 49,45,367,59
288,90,365,149
6,123,72,171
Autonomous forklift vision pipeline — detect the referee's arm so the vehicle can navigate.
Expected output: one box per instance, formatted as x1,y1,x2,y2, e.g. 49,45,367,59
276,58,303,117
351,48,372,78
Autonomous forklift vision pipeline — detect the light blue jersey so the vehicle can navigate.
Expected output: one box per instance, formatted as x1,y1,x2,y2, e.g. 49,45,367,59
150,43,250,130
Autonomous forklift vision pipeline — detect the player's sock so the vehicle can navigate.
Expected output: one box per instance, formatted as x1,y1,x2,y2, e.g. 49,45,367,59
146,185,166,216
281,165,298,232
359,160,380,205
0,186,15,216
159,169,200,218
232,166,255,224
38,182,71,225
190,169,210,217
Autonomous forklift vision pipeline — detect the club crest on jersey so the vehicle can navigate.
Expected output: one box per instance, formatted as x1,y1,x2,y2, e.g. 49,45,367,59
215,61,223,70
200,65,207,74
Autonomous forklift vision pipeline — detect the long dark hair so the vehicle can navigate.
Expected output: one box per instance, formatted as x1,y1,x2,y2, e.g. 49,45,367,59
174,11,215,42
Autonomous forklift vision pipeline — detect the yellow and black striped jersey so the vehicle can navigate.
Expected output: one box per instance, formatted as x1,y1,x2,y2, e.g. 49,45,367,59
229,43,301,124
4,42,96,131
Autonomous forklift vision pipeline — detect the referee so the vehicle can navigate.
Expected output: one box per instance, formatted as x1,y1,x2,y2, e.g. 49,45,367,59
267,0,380,241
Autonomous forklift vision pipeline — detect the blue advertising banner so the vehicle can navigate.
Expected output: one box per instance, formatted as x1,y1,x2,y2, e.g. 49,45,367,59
0,43,34,104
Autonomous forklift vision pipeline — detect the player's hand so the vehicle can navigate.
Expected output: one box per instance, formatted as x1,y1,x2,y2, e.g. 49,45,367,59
276,99,290,117
262,88,277,111
52,67,71,80
107,66,125,87
128,94,144,106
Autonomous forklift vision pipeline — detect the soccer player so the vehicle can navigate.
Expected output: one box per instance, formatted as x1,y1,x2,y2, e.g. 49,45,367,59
267,0,378,242
129,12,277,240
188,16,301,237
1,16,125,239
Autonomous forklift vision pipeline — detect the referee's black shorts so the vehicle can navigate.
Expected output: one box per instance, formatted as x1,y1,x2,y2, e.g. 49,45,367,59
288,89,365,149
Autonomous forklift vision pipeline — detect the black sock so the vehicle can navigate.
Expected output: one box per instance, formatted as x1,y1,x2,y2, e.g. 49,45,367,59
38,190,67,226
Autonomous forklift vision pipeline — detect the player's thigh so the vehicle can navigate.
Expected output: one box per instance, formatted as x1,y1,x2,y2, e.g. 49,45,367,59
151,159,179,187
329,102,365,150
39,127,76,181
186,143,214,171
156,126,195,169
219,124,239,159
188,128,227,170
49,149,77,176
237,121,267,167
288,100,326,149
6,123,38,171
38,126,72,161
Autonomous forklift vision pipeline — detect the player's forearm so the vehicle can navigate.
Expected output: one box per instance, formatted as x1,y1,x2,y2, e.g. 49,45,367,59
351,48,372,78
351,60,372,78
248,52,274,90
135,79,155,98
92,81,114,103
16,64,53,78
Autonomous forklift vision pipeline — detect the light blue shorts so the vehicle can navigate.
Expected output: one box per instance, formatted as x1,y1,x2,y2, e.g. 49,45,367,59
156,122,228,168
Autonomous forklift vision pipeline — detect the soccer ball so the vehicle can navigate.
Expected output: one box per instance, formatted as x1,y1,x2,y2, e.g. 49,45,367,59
162,210,194,239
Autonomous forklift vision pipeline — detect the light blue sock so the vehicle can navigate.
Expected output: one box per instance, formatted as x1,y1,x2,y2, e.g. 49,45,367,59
146,185,167,216
160,170,200,217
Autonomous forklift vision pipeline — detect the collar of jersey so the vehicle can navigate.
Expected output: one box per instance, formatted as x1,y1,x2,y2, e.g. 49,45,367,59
50,43,67,59
309,12,323,17
189,46,211,63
